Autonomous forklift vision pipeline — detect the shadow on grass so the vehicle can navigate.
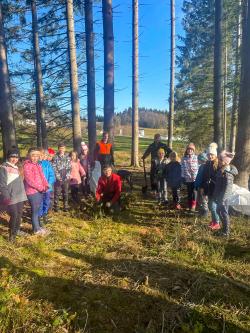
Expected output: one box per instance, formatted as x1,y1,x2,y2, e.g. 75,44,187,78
0,255,249,333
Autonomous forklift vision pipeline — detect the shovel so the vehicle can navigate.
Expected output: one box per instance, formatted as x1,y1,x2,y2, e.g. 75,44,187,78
142,159,148,194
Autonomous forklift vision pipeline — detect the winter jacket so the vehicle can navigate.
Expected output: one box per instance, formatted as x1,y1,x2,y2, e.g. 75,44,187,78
0,162,27,205
194,164,206,189
94,141,114,166
213,165,238,204
23,160,49,196
52,153,71,182
142,142,172,161
201,160,218,196
70,159,85,185
181,155,199,183
153,158,168,181
166,161,182,189
39,160,55,192
96,173,122,204
79,155,91,177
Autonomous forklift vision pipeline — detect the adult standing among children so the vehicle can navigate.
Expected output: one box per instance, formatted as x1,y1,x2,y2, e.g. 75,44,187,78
52,143,71,212
0,148,27,241
201,143,220,230
94,131,114,168
142,133,172,191
23,147,49,235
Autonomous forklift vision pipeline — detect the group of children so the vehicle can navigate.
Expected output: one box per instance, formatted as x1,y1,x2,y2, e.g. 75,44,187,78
151,141,238,237
0,132,239,242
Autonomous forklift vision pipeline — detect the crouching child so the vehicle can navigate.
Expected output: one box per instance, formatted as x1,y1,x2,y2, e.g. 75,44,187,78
213,151,238,237
95,165,122,214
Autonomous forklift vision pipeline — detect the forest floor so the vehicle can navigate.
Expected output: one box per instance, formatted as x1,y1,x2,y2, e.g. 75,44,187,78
0,156,250,333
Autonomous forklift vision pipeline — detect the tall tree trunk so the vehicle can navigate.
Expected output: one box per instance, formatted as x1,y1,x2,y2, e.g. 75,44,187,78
234,0,250,188
0,4,16,157
66,0,82,151
168,0,175,149
229,0,242,153
223,17,227,150
102,0,114,141
31,0,48,149
213,0,223,151
84,0,96,160
131,0,139,167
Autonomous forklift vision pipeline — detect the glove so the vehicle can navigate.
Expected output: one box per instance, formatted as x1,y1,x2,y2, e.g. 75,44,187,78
105,202,111,208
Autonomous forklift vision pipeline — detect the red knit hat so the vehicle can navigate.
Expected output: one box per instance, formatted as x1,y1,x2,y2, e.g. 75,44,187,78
48,148,55,155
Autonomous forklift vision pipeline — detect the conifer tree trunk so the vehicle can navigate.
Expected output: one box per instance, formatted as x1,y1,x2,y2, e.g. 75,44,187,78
66,0,82,151
168,0,175,149
102,0,114,141
234,0,250,188
213,0,223,151
131,0,139,167
229,0,241,153
223,20,227,150
31,0,48,148
0,4,16,156
84,0,96,159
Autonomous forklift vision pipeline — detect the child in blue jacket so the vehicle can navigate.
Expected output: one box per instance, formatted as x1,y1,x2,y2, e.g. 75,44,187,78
195,152,208,217
39,149,55,224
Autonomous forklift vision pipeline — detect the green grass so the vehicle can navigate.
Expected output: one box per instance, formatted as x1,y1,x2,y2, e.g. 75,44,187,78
0,152,250,332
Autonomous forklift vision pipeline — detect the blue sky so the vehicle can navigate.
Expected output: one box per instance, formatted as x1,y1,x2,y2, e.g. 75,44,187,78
92,0,184,115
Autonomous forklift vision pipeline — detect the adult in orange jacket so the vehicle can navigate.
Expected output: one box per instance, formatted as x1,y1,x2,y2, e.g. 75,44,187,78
94,132,114,167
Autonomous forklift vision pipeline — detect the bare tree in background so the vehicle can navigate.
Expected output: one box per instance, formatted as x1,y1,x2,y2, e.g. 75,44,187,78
102,0,114,141
229,0,242,153
0,3,16,156
84,0,96,159
214,0,223,151
131,0,139,167
168,0,175,149
66,0,82,151
234,0,250,188
31,0,48,148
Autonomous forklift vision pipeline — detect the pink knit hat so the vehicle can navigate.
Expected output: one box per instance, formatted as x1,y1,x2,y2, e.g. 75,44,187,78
219,150,235,165
81,142,88,151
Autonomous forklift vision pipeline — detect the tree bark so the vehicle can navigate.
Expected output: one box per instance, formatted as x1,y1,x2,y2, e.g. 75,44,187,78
213,0,223,151
223,17,227,150
31,0,48,149
168,0,175,149
229,0,242,153
102,0,114,141
131,0,139,167
234,0,250,188
0,3,16,157
84,0,96,160
66,0,82,151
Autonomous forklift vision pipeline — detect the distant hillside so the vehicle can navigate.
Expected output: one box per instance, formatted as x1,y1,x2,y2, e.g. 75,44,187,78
115,108,167,129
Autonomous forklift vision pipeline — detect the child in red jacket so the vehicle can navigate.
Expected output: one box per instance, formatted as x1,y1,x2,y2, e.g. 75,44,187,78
96,165,122,214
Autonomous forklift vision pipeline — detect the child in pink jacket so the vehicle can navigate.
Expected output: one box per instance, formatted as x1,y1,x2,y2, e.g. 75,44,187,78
69,151,85,202
23,147,49,235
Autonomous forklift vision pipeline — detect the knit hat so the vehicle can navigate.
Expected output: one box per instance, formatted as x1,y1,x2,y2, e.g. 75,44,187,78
219,150,235,165
81,142,88,151
48,148,55,155
198,152,208,163
58,142,65,148
186,142,195,151
7,147,19,158
206,142,218,156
